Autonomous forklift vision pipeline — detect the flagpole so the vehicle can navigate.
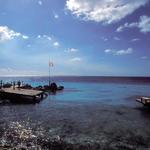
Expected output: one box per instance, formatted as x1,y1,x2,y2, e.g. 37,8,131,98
49,59,50,86
49,64,50,86
49,60,54,86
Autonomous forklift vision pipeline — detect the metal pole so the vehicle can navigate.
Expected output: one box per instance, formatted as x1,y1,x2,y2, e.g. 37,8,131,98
49,60,50,86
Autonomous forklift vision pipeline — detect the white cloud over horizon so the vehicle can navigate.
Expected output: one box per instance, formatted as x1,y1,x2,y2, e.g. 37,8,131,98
0,26,29,42
0,67,45,76
105,48,133,56
116,15,150,33
66,0,149,24
69,57,82,62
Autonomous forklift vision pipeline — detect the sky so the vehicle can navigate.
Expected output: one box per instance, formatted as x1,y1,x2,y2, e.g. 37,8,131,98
0,0,150,76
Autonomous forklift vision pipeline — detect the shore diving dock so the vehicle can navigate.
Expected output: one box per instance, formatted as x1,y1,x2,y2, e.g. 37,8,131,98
136,97,150,107
0,87,45,103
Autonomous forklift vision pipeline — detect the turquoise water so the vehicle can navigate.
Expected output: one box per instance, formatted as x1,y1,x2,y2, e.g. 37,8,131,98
1,76,150,106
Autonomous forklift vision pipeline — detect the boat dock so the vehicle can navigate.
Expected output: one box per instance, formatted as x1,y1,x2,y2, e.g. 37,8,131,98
136,97,150,107
0,87,45,103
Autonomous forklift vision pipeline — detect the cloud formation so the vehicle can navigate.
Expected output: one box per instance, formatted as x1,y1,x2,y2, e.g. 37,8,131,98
116,15,150,33
38,1,42,6
0,26,28,42
69,57,82,62
0,26,21,41
65,48,79,53
22,35,29,39
131,38,140,42
141,56,148,59
105,48,133,55
114,37,120,41
101,37,108,41
54,14,59,19
66,0,149,24
53,42,59,47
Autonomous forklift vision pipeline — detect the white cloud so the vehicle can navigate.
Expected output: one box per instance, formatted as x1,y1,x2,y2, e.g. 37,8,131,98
54,14,59,19
139,16,150,33
0,26,29,42
53,42,59,47
38,0,42,5
141,56,148,59
131,38,140,42
114,37,120,41
116,15,150,33
43,35,52,40
116,22,138,32
37,35,52,40
22,35,29,39
104,48,133,55
101,37,108,41
65,48,79,52
69,57,82,62
66,0,149,24
37,35,41,38
0,26,21,41
104,49,112,53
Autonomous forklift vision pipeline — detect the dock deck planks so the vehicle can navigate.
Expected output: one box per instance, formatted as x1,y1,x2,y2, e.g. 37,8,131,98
0,87,44,97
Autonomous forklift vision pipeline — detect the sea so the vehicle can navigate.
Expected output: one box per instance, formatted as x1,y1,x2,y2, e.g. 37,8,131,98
0,76,150,149
1,76,150,106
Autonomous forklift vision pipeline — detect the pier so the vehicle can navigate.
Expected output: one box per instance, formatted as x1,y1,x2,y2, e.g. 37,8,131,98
136,97,150,107
0,87,45,103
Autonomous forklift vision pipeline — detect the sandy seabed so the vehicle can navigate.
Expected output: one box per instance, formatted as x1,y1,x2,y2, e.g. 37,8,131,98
0,102,150,150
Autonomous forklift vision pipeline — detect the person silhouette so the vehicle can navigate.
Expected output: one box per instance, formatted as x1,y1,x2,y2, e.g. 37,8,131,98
13,81,15,90
0,80,2,89
18,80,21,88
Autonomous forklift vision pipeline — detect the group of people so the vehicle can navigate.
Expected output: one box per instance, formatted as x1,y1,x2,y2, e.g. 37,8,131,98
12,81,22,89
0,80,22,89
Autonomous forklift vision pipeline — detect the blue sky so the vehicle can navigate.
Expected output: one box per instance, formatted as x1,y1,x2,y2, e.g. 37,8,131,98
0,0,150,76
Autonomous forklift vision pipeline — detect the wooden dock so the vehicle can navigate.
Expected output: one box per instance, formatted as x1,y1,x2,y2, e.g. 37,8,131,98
0,87,45,103
136,97,150,107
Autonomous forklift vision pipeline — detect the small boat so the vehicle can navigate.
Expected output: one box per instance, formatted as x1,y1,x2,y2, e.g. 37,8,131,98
136,97,150,107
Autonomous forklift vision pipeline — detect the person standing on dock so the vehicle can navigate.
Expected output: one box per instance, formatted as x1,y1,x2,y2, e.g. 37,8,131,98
18,80,21,89
13,81,15,90
0,80,2,89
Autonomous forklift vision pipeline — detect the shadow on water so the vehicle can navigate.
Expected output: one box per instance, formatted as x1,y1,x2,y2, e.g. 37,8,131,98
0,94,48,105
135,106,150,118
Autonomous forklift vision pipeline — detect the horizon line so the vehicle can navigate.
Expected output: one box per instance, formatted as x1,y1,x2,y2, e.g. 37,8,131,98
0,75,150,78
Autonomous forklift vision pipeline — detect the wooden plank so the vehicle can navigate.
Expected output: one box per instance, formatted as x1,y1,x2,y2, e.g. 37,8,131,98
0,87,43,97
